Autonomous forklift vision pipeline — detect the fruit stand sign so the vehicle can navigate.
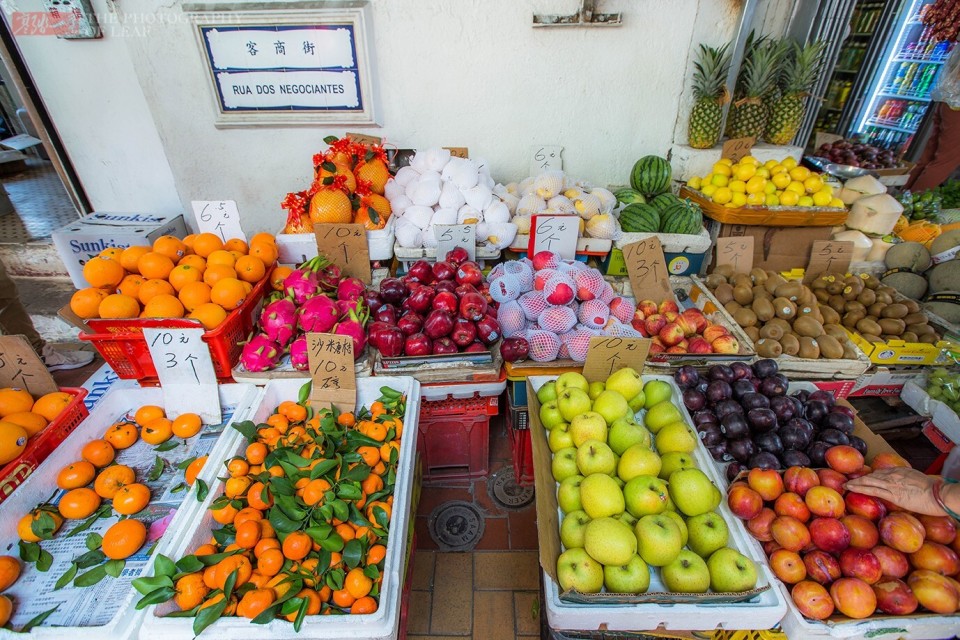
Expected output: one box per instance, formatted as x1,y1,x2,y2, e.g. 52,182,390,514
530,145,563,175
345,132,381,145
715,236,754,273
0,335,57,396
435,224,476,262
804,240,854,283
190,200,246,242
143,328,222,423
582,337,651,382
443,147,469,158
314,223,371,283
306,332,356,410
721,136,755,162
529,215,578,260
623,236,672,303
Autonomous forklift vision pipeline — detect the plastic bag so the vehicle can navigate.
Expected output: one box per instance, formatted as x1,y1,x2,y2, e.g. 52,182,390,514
932,45,960,108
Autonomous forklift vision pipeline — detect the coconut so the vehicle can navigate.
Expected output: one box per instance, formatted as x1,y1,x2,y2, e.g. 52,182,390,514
847,194,904,236
832,229,873,262
884,242,932,272
881,271,928,299
838,175,886,205
866,237,894,263
927,261,960,294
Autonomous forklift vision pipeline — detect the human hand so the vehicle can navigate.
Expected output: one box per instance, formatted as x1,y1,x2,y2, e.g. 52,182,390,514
843,467,946,517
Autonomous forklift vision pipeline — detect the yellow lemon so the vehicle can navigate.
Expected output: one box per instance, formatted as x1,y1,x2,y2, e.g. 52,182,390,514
765,193,780,206
817,183,834,198
734,164,757,181
781,157,798,169
764,181,777,195
711,174,729,187
729,179,747,194
779,190,800,206
730,192,748,207
772,172,791,189
712,162,732,177
785,181,806,195
740,155,760,166
746,192,766,205
703,172,715,184
812,190,832,207
764,159,780,169
712,187,732,205
687,176,703,190
798,196,815,207
829,197,845,208
770,164,787,175
788,166,811,182
745,176,767,194
803,175,823,194
755,167,771,179
717,158,733,166
701,183,718,197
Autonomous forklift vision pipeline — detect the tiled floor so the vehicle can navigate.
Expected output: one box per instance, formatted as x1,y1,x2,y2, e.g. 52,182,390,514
0,158,79,243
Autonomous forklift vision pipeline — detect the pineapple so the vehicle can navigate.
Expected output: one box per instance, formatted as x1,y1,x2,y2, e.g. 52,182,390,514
688,43,731,149
728,39,787,139
765,40,826,145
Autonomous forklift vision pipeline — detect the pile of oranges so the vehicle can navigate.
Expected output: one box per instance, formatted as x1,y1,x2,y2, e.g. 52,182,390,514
69,233,280,330
0,387,77,465
138,389,406,632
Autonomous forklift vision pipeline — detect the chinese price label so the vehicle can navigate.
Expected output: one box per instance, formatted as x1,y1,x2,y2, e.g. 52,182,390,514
530,145,563,175
721,136,756,162
443,147,469,159
622,236,673,303
804,240,854,283
314,223,371,283
582,337,651,382
529,215,578,260
143,328,221,423
306,333,356,411
0,335,57,396
190,200,246,243
715,236,755,273
345,132,382,146
435,224,476,262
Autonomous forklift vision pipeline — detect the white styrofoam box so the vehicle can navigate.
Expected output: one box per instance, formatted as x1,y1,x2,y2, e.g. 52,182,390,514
509,235,612,256
52,212,189,288
0,383,260,640
276,217,396,264
902,380,960,445
529,375,787,631
668,143,804,181
420,377,506,401
140,376,420,640
615,228,712,254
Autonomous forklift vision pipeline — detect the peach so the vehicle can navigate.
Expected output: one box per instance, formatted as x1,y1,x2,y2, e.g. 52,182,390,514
907,569,960,614
727,484,764,521
839,548,883,584
805,486,846,518
774,492,811,523
809,517,851,555
771,515,812,553
770,549,806,584
825,445,864,475
816,468,848,494
870,452,911,469
844,492,887,522
873,578,919,615
841,514,880,549
747,507,777,542
918,514,957,546
784,466,820,498
872,545,910,579
909,541,960,576
804,549,842,584
879,512,926,554
792,580,835,620
830,577,878,619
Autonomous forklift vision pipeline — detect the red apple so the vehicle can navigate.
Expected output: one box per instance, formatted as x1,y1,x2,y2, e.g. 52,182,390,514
772,515,812,552
825,445,865,475
879,512,926,554
792,580,835,620
839,548,883,584
909,541,960,576
664,311,680,323
816,468,848,494
804,549,842,584
748,468,785,502
907,569,960,614
659,322,686,347
770,549,806,584
918,515,957,545
645,314,667,336
658,299,679,315
686,336,713,354
774,492,811,523
870,452,911,470
701,324,729,343
728,483,764,521
784,466,820,498
630,312,649,335
872,545,910,579
681,308,708,333
648,342,665,355
809,517,852,554
844,492,887,522
873,579,919,615
637,299,658,317
806,486,846,518
710,335,740,354
841,514,880,549
747,507,777,542
675,313,698,337
830,577,878,619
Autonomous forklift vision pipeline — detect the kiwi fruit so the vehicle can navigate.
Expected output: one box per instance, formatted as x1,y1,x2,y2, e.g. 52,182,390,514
767,318,793,333
842,343,859,359
920,334,940,344
827,280,846,295
876,291,894,305
743,326,761,342
764,273,787,295
780,333,800,356
733,286,754,306
907,323,935,336
704,273,728,289
774,297,797,320
863,274,881,289
862,333,884,343
793,316,825,338
867,302,886,317
828,295,847,313
752,298,775,322
725,301,742,316
714,283,734,304
904,299,921,313
756,339,783,358
816,334,845,359
903,312,926,325
901,331,919,343
732,274,753,290
857,289,877,306
856,318,883,336
759,324,784,340
798,336,821,359
750,268,768,285
753,285,771,301
844,301,866,314
824,324,849,341
796,305,823,323
819,305,841,325
843,310,866,327
775,282,804,301
878,318,906,336
881,304,909,319
713,264,735,279
733,308,758,328
814,289,832,303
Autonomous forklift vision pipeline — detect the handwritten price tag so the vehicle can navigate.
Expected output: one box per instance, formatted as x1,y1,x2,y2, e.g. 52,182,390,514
804,240,854,283
314,223,371,284
306,333,356,411
444,147,469,159
715,236,754,273
0,336,57,396
191,201,246,243
143,328,221,423
436,224,476,261
345,132,382,145
582,337,651,382
721,136,756,162
530,145,563,175
529,215,578,260
622,236,672,303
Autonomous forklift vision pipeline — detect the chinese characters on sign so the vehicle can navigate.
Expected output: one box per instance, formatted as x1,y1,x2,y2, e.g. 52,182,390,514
314,223,371,283
306,333,356,410
190,200,246,242
530,145,563,175
0,336,57,396
623,237,673,303
435,224,476,262
582,337,651,381
715,236,755,273
530,215,578,260
143,328,222,423
804,241,854,283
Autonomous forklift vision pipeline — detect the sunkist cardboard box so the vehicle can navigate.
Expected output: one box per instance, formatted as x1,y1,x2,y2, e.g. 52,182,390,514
52,212,188,288
709,221,833,273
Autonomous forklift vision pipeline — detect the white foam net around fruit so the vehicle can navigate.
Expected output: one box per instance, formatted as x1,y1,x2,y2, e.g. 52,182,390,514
503,260,534,289
572,269,606,301
525,329,561,361
538,305,577,334
497,300,527,337
489,273,524,303
517,291,547,321
577,299,610,329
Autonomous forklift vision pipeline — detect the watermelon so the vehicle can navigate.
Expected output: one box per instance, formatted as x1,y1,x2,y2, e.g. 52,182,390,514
614,188,646,207
619,203,660,233
650,193,682,212
659,200,704,235
630,155,672,197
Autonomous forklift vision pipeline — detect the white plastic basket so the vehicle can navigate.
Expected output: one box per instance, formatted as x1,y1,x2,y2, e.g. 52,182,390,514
393,243,501,271
139,376,420,640
615,228,712,255
0,383,260,640
276,218,396,264
419,377,507,401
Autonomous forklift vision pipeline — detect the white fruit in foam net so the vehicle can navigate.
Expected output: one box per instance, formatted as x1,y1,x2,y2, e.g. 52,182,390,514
395,219,423,248
563,328,597,362
577,299,610,329
591,187,617,213
423,225,438,248
439,179,466,209
534,171,565,199
411,179,442,207
609,297,636,324
489,274,524,303
586,214,619,240
526,329,561,362
603,319,642,337
517,291,547,321
500,192,520,214
424,147,451,172
458,205,482,224
484,223,518,250
394,165,420,186
484,200,511,224
503,261,533,289
543,273,576,306
464,184,493,211
547,195,576,213
431,207,458,226
389,194,413,216
538,305,577,334
403,205,434,230
572,269,606,301
534,268,558,291
384,179,404,201
450,161,480,191
497,300,527,337
513,215,532,234
574,192,602,219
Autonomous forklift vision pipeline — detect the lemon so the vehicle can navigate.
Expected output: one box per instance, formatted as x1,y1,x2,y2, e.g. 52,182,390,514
712,162,732,177
731,192,748,207
712,187,732,205
770,165,787,175
740,155,759,166
746,192,766,205
729,179,747,194
723,202,739,208
711,174,729,187
765,193,780,206
803,175,823,194
764,159,779,169
829,197,845,208
755,167,771,179
785,181,806,195
701,183,718,197
798,195,814,207
789,166,811,182
812,190,832,207
779,190,800,206
734,164,757,181
781,157,798,169
772,172,791,189
817,183,833,198
764,181,777,195
687,176,703,190
745,176,767,194
717,158,733,166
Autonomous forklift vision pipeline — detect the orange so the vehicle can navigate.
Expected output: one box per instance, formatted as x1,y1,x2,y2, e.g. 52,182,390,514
331,589,355,608
206,249,236,269
82,255,125,289
119,245,151,273
3,411,47,437
0,594,11,626
211,502,239,525
70,287,109,319
104,421,138,449
213,554,252,590
142,417,174,445
177,254,206,271
174,572,210,611
284,588,322,620
249,242,278,268
57,460,96,490
94,464,135,499
134,405,165,427
117,274,146,299
224,238,248,254
345,567,373,599
142,294,184,319
210,278,247,311
281,531,311,561
152,236,187,262
379,441,400,463
366,544,386,566
102,518,147,559
254,537,280,558
247,481,273,511
245,442,267,465
237,587,275,619
234,255,265,283
0,556,21,591
256,548,284,577
181,234,197,251
361,474,383,497
137,252,175,280
269,266,292,291
172,413,202,438
202,264,236,286
32,391,73,422
199,593,237,616
233,507,263,528
350,595,377,614
113,483,150,515
98,247,124,261
98,293,139,319
366,501,391,524
335,523,355,543
234,520,261,549
226,457,249,478
277,401,307,422
194,543,217,557
192,233,224,258
185,455,207,486
225,476,252,499
58,487,101,519
81,439,115,467
137,279,175,305
301,478,331,506
357,446,380,468
17,510,62,542
250,232,276,247
227,250,245,263
187,303,227,330
168,264,203,292
178,281,211,312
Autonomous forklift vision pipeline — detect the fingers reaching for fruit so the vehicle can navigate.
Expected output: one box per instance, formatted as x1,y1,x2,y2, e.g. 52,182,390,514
844,468,947,518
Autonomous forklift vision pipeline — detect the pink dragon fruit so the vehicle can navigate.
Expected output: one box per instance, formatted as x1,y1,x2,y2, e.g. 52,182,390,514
317,263,342,292
259,298,297,346
334,307,368,359
337,277,366,301
290,335,309,371
298,295,339,333
283,268,319,305
609,296,636,324
336,298,364,318
240,334,281,372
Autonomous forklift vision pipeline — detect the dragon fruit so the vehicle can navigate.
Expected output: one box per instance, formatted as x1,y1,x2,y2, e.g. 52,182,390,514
298,295,339,333
283,267,319,305
241,334,281,372
337,277,366,301
259,298,297,346
317,263,342,292
290,335,309,371
334,307,368,359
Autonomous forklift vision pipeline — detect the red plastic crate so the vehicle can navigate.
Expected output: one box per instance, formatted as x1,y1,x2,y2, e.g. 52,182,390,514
0,387,88,504
508,405,534,486
813,380,855,399
79,277,268,383
418,395,496,481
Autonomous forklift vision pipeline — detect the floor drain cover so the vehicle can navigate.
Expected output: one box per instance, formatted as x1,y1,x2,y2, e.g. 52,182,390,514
429,501,485,551
490,468,535,510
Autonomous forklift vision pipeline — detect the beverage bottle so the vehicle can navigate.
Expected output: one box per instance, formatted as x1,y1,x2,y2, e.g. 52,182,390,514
878,100,891,120
892,62,907,91
926,40,939,58
903,42,915,59
900,63,919,94
839,81,852,106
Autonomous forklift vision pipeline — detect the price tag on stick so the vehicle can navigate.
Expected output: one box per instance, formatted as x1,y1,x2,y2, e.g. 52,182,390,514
721,136,756,162
622,236,673,303
582,337,651,382
529,215,578,260
191,201,246,243
436,224,476,261
804,240,854,283
0,335,57,396
530,145,563,175
143,328,221,424
444,147,469,159
345,132,382,145
306,333,356,411
715,236,754,273
314,223,371,284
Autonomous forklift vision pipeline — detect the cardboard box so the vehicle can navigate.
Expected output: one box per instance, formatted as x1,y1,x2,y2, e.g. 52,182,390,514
52,212,188,288
711,221,833,273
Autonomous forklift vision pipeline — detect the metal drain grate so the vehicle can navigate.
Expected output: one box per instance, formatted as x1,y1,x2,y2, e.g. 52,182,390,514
489,467,535,510
428,500,485,551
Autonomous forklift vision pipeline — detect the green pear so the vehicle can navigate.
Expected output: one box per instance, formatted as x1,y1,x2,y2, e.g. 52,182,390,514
558,388,593,422
642,380,673,408
579,473,625,519
654,422,697,454
605,367,644,403
658,452,695,480
592,390,631,426
668,468,720,517
643,401,682,434
608,418,651,455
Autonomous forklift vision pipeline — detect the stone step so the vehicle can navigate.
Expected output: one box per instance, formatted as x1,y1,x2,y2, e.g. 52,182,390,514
13,275,83,344
0,242,70,278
